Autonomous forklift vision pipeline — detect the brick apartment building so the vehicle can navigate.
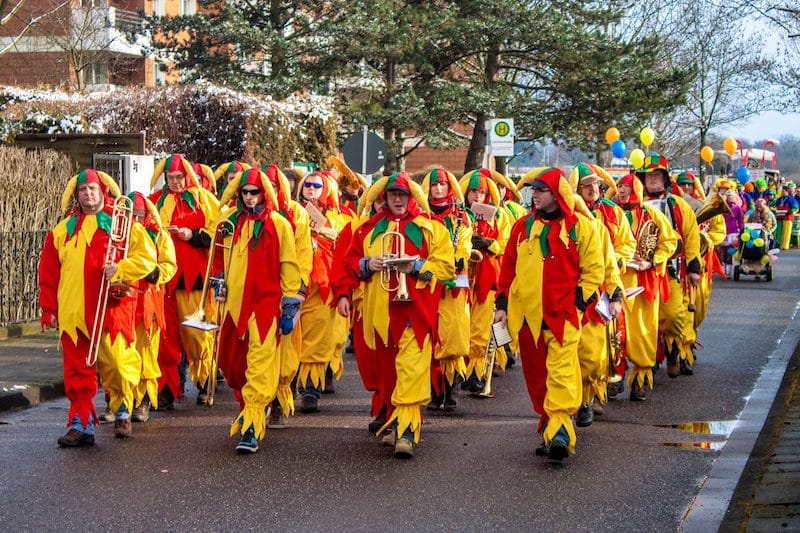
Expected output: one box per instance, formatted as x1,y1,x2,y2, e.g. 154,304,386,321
0,0,195,89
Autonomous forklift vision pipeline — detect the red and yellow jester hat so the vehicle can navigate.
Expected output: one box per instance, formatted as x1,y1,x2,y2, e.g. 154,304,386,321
192,163,217,194
361,171,430,216
459,168,501,206
635,152,671,185
61,168,121,214
568,162,618,197
261,163,296,228
219,167,279,211
213,160,251,181
421,166,464,204
150,154,201,191
675,171,705,200
297,171,341,210
126,191,163,235
519,167,576,216
613,173,645,204
493,170,523,202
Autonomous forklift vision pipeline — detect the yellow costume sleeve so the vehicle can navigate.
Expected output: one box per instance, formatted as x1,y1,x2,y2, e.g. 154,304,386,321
418,217,456,283
611,204,636,265
155,229,178,285
597,218,623,296
112,223,157,284
495,210,512,254
674,196,701,265
705,214,726,247
198,188,221,235
576,214,605,300
273,213,302,299
290,200,314,285
455,217,473,266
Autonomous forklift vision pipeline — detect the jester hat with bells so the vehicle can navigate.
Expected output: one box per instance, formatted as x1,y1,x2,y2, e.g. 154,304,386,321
493,170,523,202
459,168,501,207
519,167,578,219
676,171,705,201
192,163,217,194
261,163,296,229
326,155,369,192
613,173,645,206
569,162,618,197
360,172,431,219
220,167,279,213
421,166,464,205
151,154,201,192
126,191,164,238
61,168,121,215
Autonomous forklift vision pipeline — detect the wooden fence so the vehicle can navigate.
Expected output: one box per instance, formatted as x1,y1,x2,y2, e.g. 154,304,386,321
0,231,47,326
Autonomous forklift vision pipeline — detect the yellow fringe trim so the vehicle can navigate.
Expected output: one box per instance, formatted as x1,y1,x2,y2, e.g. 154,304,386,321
680,343,695,366
627,367,653,390
466,355,487,380
441,358,467,386
378,404,424,444
592,378,608,404
188,354,211,390
276,382,295,416
329,357,344,380
543,413,577,455
230,406,267,440
495,349,508,371
297,362,326,391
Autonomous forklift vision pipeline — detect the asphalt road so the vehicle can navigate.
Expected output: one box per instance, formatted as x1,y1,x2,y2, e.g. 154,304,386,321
1,252,799,532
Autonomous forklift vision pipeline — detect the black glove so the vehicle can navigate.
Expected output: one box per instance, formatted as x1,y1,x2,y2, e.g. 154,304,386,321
687,257,701,275
471,235,492,252
575,287,597,312
455,258,464,273
610,287,623,303
144,267,160,285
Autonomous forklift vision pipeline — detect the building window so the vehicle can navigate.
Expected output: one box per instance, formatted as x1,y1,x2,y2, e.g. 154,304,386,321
179,0,195,16
155,61,166,85
153,0,165,17
83,61,109,87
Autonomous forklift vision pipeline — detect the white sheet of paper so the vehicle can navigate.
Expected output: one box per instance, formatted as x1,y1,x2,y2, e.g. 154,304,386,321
454,274,470,288
625,286,644,299
492,321,513,347
471,202,497,220
595,292,612,322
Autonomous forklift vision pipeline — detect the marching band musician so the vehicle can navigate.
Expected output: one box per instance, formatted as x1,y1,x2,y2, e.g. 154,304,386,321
128,192,178,423
40,169,157,446
610,174,679,400
494,167,605,463
637,154,702,378
459,169,509,394
261,163,314,427
675,172,726,364
214,168,302,453
569,163,634,426
295,171,347,412
149,154,220,409
421,166,472,412
192,163,218,196
213,160,251,199
336,172,454,458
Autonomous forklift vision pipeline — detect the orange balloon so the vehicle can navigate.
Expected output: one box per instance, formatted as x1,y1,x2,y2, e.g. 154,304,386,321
605,127,620,145
700,146,715,163
723,137,737,156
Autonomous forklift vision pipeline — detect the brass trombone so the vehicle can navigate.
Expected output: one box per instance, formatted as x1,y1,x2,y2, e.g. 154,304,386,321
380,230,415,302
87,195,133,367
182,218,235,406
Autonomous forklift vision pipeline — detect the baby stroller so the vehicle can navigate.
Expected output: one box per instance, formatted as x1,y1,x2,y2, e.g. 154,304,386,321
733,223,774,282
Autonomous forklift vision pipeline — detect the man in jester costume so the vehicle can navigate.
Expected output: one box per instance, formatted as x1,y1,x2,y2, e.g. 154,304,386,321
637,154,702,378
214,160,251,200
337,172,454,458
773,183,799,250
569,163,634,425
215,168,302,453
40,169,157,446
148,154,220,408
459,168,510,394
421,166,471,411
609,174,679,400
261,163,313,427
494,167,604,462
128,192,177,423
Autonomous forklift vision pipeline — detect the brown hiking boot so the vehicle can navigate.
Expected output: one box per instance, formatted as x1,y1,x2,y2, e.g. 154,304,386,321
57,429,95,447
114,419,132,438
394,437,414,459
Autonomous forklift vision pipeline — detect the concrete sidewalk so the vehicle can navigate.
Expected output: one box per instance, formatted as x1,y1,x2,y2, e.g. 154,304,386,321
0,323,62,412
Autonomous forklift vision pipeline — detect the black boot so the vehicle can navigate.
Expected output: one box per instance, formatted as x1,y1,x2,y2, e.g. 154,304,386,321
443,380,457,411
680,358,694,375
666,342,680,378
576,405,593,427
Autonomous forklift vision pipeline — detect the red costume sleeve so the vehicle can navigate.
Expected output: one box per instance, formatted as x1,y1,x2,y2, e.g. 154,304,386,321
38,231,60,327
330,222,359,302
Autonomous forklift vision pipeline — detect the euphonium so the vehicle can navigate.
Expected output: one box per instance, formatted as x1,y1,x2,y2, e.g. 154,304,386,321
635,219,660,263
695,189,731,225
380,230,412,302
467,249,483,288
181,218,235,406
87,195,134,367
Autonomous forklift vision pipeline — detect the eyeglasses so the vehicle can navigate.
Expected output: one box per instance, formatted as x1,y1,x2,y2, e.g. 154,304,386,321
304,182,323,189
240,188,261,196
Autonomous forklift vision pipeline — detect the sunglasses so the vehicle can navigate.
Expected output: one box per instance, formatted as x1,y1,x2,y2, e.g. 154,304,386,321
240,188,261,196
303,182,323,189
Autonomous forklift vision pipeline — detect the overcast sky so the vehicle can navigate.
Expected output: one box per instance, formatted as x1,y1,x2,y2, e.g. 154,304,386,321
719,111,800,142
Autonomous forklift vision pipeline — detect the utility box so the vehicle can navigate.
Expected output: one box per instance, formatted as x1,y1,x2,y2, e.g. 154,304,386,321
92,153,155,194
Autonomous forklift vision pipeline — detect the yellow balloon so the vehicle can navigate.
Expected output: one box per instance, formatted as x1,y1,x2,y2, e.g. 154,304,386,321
761,255,770,265
629,148,645,169
605,127,620,145
733,252,741,261
754,238,765,248
741,232,751,242
700,146,715,163
723,137,737,156
640,127,655,147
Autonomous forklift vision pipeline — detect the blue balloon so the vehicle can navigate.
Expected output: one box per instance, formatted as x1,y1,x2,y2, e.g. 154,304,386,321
751,229,761,238
611,140,626,158
728,247,737,255
736,167,750,184
745,240,754,248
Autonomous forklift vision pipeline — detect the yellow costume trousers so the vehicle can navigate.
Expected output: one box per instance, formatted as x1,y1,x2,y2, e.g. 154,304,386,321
622,272,659,390
297,283,336,390
176,289,213,386
659,277,689,361
779,219,793,250
329,313,349,380
578,320,608,405
229,316,280,440
97,332,141,416
435,291,469,384
276,320,302,415
467,290,495,380
133,323,161,409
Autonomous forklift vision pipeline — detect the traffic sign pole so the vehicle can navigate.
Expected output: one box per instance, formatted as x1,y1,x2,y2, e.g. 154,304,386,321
362,126,368,175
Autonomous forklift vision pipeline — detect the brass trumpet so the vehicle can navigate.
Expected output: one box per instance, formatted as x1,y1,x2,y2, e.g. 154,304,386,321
380,230,413,302
182,218,235,406
87,195,133,367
